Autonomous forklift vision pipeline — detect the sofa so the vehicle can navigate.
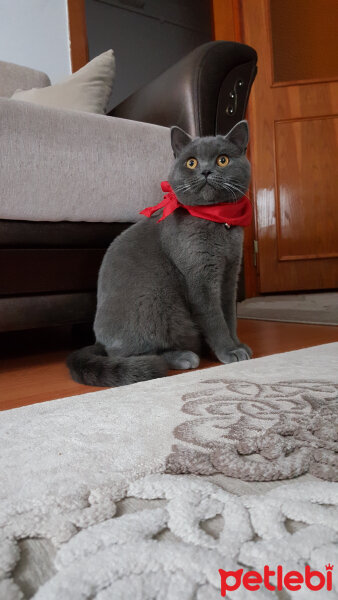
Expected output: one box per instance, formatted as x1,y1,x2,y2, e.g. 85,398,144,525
0,41,257,332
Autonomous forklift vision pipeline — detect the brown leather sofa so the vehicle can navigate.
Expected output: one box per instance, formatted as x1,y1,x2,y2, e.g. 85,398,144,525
0,41,257,332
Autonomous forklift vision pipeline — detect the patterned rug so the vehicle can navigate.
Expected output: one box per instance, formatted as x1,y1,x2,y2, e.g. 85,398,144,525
0,343,337,599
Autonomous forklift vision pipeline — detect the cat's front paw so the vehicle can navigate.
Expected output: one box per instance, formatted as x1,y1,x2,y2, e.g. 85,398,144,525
217,347,251,364
235,342,252,358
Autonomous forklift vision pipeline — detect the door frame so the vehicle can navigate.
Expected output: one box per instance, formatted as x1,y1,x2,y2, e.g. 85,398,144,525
67,0,89,72
212,0,259,297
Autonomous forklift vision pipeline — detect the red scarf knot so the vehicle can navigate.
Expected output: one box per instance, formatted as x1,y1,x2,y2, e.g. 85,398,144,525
140,181,252,226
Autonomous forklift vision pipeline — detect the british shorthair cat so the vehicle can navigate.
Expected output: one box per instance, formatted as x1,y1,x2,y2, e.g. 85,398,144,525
67,120,252,386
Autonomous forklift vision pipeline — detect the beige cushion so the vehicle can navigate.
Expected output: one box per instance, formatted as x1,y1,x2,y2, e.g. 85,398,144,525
11,50,115,114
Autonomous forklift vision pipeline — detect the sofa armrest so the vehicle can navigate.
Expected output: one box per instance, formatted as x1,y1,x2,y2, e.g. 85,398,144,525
0,98,172,223
111,41,257,136
0,60,50,98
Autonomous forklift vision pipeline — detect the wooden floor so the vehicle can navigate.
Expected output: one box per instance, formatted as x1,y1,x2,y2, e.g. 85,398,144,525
0,319,337,411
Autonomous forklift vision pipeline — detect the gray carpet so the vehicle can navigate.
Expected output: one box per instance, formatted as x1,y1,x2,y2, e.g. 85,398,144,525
238,292,338,325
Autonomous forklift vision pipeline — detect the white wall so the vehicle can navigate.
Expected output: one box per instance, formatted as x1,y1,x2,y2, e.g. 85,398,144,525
0,0,71,83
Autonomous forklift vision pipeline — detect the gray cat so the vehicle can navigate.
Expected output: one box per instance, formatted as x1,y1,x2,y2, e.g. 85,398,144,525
67,120,252,386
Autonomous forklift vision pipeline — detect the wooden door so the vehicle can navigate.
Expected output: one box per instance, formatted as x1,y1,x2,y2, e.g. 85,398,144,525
240,0,338,292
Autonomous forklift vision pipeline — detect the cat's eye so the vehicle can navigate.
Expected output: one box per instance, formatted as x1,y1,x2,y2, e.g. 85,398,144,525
186,157,198,169
216,155,229,167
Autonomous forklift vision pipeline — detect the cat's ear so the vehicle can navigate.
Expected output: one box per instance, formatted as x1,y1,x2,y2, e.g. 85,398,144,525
225,120,249,154
171,126,192,157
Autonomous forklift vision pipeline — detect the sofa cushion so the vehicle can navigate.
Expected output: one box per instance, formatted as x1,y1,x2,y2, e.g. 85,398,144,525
0,98,173,222
11,50,115,115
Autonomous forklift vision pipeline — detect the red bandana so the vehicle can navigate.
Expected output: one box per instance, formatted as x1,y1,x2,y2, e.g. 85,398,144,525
140,181,252,226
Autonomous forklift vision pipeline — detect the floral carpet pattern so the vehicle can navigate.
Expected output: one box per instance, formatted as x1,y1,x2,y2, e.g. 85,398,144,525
166,380,338,481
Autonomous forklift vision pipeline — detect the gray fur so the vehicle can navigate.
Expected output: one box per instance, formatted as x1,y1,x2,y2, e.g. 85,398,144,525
67,120,252,387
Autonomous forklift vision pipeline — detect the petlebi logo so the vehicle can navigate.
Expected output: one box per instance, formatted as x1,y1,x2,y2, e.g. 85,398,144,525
219,564,334,596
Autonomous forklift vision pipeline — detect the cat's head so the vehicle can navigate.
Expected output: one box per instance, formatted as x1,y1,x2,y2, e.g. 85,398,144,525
168,120,250,206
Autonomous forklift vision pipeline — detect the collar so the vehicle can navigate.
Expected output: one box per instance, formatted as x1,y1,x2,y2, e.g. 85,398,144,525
140,181,252,227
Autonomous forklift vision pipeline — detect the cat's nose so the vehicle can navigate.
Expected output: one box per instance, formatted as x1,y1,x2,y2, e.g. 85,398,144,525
202,170,212,178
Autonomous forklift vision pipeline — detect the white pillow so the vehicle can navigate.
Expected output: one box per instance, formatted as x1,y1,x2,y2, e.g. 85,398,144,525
11,50,115,114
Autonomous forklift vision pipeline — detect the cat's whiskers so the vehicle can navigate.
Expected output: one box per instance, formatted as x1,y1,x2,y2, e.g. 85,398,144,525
175,177,201,193
174,183,190,192
219,180,249,201
209,175,227,190
223,184,238,202
174,172,249,203
227,180,247,193
226,179,250,200
228,179,246,190
210,175,238,201
175,177,205,194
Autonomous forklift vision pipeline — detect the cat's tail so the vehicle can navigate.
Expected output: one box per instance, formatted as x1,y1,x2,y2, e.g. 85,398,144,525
66,343,168,387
